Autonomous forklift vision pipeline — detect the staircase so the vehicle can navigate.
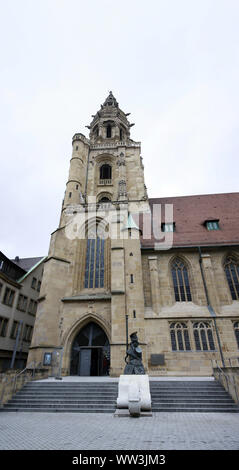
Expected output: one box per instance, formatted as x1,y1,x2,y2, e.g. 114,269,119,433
2,378,239,413
150,380,239,412
1,381,118,413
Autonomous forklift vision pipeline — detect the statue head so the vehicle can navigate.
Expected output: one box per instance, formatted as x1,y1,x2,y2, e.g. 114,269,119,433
130,331,139,346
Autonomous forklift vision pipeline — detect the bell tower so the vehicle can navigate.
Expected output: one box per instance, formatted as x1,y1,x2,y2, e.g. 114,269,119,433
28,92,149,377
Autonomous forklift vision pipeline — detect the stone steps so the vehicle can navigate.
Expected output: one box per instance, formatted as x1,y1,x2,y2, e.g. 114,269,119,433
1,381,118,413
150,380,239,413
2,378,238,414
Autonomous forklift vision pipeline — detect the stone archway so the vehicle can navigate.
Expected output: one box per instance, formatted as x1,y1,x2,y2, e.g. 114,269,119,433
70,321,110,376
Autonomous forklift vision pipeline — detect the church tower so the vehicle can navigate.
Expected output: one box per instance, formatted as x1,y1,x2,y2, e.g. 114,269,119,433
28,92,150,376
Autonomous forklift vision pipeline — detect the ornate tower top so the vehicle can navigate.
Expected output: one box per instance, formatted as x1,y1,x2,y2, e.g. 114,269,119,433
86,91,135,143
102,91,119,108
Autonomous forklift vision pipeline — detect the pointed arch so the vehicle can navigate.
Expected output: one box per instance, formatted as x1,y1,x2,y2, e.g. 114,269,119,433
193,321,215,351
169,322,191,351
170,256,192,302
223,254,239,300
65,316,111,376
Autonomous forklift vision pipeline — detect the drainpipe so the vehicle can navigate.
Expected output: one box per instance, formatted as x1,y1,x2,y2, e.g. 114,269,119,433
198,247,225,367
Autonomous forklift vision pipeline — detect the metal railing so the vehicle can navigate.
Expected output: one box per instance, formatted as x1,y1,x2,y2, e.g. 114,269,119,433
0,362,48,408
211,358,239,403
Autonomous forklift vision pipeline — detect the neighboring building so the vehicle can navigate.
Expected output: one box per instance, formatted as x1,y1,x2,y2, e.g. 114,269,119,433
0,252,46,371
27,92,239,377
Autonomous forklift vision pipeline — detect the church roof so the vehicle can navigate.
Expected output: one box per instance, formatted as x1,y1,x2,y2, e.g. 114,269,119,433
12,256,45,271
139,192,239,249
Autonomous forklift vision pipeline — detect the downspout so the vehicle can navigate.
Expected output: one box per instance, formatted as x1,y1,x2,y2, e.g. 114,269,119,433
198,246,225,366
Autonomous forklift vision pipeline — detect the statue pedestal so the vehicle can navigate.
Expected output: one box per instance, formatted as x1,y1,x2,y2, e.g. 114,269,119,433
115,374,152,417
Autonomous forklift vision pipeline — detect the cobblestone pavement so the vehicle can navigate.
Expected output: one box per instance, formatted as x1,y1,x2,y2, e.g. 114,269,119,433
0,412,238,450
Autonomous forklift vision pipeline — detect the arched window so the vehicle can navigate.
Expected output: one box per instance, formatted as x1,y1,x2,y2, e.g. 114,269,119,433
233,321,239,348
171,258,192,302
99,197,111,203
224,256,239,300
106,125,111,138
193,321,215,351
170,322,191,351
100,164,112,180
84,226,105,289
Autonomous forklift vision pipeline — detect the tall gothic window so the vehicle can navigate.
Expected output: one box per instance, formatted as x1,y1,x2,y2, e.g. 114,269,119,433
233,321,239,348
84,228,105,288
224,256,239,300
170,322,191,351
193,321,215,351
100,164,112,180
171,258,192,302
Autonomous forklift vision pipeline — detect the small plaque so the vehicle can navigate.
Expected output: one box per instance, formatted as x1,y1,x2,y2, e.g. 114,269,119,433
151,354,165,366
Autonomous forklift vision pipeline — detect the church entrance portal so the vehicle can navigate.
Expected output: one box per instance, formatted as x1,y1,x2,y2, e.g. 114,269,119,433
70,322,110,376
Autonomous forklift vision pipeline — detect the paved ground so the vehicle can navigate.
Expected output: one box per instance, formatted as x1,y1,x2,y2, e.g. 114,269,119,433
0,411,238,450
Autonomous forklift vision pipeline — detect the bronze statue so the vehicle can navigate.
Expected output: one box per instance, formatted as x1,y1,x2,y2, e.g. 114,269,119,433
124,331,145,375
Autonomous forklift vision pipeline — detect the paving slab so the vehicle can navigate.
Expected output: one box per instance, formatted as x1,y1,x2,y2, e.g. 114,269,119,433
0,411,238,450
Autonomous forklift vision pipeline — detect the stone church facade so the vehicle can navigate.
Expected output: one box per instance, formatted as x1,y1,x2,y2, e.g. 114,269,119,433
27,92,239,377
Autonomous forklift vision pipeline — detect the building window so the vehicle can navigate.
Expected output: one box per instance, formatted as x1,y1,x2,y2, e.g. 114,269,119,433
31,277,37,289
224,256,239,300
0,282,3,299
0,317,8,337
23,324,33,342
10,321,20,339
17,294,28,312
69,192,72,198
130,274,134,284
106,125,111,138
193,321,215,351
233,322,239,348
206,220,219,230
84,235,105,288
171,258,192,302
99,197,111,204
28,299,37,315
37,281,41,292
3,287,15,307
170,322,191,351
162,223,175,232
100,164,112,180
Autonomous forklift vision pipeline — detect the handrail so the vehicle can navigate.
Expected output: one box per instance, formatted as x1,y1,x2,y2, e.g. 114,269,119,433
1,361,37,387
212,359,239,403
0,361,47,407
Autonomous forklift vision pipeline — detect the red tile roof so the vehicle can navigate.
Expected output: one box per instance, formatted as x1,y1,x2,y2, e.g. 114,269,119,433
139,192,239,248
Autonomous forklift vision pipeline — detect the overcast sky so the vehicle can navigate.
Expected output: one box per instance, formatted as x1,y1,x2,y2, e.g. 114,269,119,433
1,0,239,259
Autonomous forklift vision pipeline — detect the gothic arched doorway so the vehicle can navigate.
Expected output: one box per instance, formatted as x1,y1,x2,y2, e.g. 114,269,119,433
70,322,110,376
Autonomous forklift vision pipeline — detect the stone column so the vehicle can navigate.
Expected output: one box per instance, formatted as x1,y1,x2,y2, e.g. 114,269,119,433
148,256,161,315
